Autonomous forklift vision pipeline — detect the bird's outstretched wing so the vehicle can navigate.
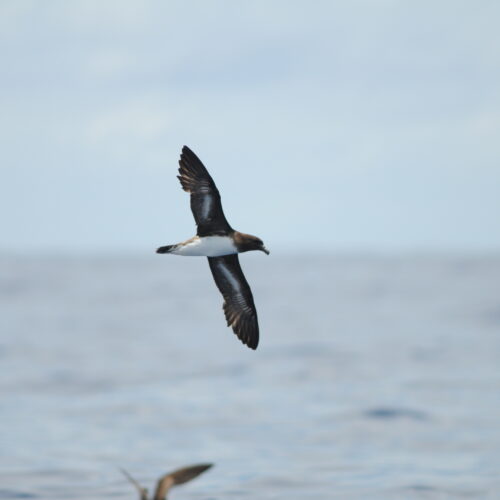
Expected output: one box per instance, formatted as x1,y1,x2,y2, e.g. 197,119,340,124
153,463,213,500
177,146,232,237
208,255,259,349
120,468,149,500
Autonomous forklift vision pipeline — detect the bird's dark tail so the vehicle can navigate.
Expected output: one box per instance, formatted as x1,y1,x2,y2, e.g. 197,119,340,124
156,245,176,254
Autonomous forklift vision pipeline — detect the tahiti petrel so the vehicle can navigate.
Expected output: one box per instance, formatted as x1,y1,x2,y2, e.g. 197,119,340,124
156,146,269,350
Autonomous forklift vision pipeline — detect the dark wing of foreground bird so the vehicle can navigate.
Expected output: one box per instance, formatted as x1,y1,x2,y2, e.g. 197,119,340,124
208,255,259,349
120,468,148,500
153,463,213,500
177,146,232,237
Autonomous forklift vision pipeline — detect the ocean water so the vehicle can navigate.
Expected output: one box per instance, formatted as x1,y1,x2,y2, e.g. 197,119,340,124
1,254,499,499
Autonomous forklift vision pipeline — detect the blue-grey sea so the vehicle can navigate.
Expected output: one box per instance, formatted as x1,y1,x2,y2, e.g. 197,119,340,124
1,254,499,499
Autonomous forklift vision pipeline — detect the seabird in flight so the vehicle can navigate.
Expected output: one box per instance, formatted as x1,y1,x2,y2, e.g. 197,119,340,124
156,146,269,350
121,463,213,500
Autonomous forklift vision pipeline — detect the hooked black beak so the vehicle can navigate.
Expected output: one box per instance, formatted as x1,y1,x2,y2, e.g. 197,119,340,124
261,246,270,255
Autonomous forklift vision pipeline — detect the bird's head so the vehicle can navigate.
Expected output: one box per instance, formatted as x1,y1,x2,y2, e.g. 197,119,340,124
234,232,270,255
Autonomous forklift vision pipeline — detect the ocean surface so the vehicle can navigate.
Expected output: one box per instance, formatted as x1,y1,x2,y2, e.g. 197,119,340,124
1,254,499,499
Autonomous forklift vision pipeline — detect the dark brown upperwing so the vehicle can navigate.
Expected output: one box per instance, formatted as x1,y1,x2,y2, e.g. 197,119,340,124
153,463,213,500
208,255,259,350
177,146,232,236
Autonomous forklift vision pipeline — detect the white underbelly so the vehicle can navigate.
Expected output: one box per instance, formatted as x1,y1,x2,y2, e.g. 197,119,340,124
172,236,237,257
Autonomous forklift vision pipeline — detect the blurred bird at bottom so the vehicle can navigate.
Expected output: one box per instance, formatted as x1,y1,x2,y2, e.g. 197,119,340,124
121,463,213,500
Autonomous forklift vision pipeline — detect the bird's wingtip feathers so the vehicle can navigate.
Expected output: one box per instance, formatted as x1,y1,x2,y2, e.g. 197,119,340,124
168,463,214,485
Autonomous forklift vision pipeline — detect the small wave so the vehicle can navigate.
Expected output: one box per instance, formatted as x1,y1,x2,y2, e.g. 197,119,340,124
0,490,37,499
362,407,429,421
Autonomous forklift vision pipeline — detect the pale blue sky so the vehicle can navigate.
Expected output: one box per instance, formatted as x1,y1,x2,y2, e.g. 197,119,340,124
1,0,499,254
